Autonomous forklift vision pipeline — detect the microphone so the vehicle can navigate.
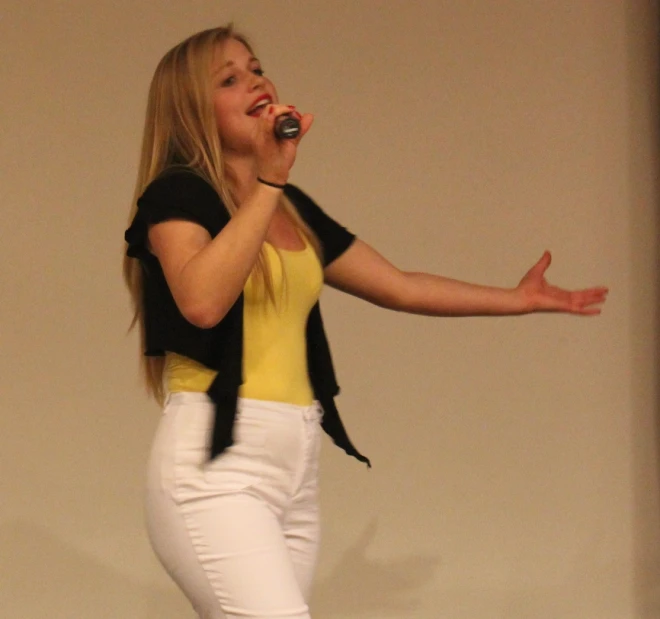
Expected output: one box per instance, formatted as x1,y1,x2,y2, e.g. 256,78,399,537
274,114,300,140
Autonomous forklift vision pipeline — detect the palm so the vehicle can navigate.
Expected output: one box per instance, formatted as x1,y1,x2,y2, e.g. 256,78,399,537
517,251,608,315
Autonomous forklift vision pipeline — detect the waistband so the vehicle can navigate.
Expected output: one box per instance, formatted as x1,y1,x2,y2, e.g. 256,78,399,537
164,392,323,422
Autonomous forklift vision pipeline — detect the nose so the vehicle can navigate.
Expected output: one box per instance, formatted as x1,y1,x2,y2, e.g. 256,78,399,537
249,71,266,91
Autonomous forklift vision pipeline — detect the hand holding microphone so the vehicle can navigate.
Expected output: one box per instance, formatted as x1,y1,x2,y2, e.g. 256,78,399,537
259,104,308,141
255,104,313,188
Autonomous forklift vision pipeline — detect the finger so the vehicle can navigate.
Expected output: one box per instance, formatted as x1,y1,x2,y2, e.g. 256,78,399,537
575,293,607,311
572,286,609,295
255,104,277,134
550,285,608,302
587,287,609,299
574,289,609,306
270,103,299,118
270,104,305,134
297,113,314,138
256,104,295,133
281,107,313,140
589,292,608,303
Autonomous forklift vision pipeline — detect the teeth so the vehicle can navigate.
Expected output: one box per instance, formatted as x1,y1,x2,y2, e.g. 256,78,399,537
249,100,271,114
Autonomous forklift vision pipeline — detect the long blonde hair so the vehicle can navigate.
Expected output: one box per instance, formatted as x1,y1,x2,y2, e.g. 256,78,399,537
122,25,321,404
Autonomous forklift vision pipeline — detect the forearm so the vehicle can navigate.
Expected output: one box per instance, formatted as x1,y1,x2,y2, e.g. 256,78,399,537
326,241,606,317
178,183,281,326
401,271,530,317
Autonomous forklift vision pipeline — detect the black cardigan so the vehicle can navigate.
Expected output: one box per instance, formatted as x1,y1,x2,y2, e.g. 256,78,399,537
124,169,370,467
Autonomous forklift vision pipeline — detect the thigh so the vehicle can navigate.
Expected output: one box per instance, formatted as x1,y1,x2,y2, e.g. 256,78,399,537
283,414,323,601
148,487,312,618
146,399,312,619
283,494,321,603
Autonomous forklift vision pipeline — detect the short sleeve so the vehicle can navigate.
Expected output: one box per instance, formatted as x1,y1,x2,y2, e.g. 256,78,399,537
124,169,228,260
284,184,356,266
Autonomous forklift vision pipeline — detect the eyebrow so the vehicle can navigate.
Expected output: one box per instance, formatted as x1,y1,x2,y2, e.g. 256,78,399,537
213,56,260,75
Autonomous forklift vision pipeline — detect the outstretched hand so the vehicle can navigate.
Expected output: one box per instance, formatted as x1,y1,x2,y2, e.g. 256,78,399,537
516,251,608,315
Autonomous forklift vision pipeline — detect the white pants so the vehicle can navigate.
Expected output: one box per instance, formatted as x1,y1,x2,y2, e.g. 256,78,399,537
145,392,323,619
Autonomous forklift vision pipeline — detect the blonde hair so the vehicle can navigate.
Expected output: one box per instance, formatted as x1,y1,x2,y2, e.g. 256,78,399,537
122,25,322,405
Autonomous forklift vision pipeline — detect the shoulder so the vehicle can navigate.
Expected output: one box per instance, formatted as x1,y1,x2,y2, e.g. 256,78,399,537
137,167,229,233
125,168,227,259
284,184,357,266
140,168,222,210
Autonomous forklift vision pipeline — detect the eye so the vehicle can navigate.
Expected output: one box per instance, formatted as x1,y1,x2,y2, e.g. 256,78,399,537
221,75,236,87
252,67,264,76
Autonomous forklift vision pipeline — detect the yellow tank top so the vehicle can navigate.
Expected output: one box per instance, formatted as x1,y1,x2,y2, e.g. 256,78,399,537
165,240,323,405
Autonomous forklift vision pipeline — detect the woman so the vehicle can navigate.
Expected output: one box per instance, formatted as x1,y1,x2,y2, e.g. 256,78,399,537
123,25,607,619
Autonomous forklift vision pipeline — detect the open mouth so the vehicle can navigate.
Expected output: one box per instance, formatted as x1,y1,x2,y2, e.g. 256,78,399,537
247,95,272,117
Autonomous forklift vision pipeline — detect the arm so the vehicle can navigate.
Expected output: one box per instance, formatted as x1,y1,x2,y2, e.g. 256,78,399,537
148,182,281,328
148,105,314,329
324,240,608,316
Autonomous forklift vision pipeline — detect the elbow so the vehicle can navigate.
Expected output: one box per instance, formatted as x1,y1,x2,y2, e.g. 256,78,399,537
369,288,412,313
386,273,418,313
180,300,229,330
381,273,415,312
359,273,414,312
388,292,414,313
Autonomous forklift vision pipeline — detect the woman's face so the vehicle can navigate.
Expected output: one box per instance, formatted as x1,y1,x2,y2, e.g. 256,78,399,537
211,38,279,153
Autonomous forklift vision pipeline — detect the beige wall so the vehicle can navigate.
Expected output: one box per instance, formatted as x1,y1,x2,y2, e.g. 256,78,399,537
1,1,658,617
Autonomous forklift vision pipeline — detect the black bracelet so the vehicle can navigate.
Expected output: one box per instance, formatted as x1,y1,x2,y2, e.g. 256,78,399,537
257,177,286,190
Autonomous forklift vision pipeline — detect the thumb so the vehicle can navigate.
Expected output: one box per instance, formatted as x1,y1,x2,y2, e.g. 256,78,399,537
522,250,551,283
533,250,552,275
298,113,314,139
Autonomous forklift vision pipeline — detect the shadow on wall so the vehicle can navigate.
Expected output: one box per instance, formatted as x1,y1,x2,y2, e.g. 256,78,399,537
2,516,633,617
0,518,439,619
313,521,639,618
0,520,193,619
311,519,441,617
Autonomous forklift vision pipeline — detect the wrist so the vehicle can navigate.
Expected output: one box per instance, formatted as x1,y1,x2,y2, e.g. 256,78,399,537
250,180,284,206
512,286,535,314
